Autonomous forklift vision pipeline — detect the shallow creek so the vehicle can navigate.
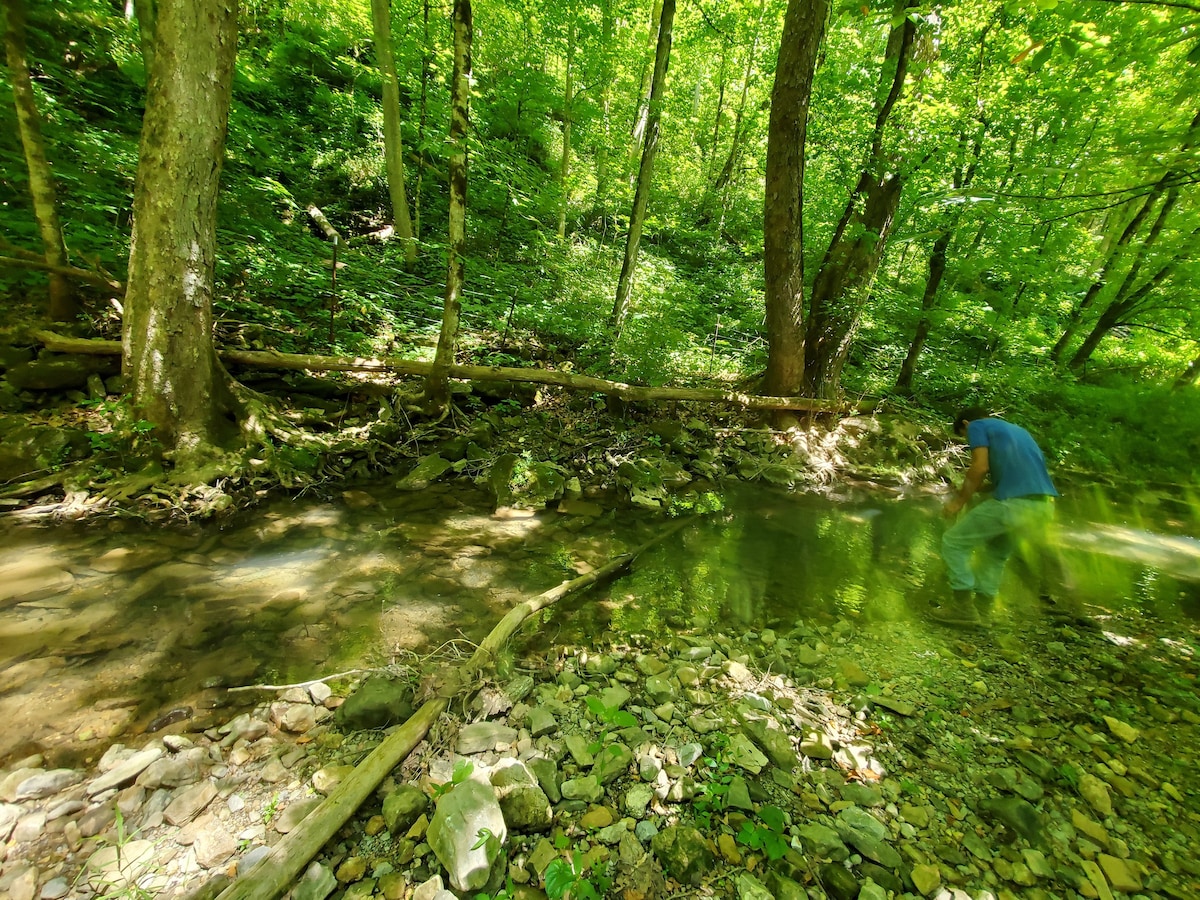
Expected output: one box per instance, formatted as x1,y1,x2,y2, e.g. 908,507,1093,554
1,481,1197,769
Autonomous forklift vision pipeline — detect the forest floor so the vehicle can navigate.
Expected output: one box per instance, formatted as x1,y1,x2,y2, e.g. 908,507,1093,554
1,575,1198,900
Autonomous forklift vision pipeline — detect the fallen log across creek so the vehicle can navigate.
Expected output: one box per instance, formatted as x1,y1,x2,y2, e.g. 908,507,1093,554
32,330,873,413
214,516,693,900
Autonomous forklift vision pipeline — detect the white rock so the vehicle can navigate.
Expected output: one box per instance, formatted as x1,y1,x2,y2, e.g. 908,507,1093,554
15,769,81,800
88,747,164,796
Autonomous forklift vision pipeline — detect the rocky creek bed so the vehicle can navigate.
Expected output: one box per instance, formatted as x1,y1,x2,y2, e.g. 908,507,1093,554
1,594,1198,900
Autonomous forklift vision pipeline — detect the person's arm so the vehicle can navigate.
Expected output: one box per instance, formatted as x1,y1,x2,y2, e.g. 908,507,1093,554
944,446,989,517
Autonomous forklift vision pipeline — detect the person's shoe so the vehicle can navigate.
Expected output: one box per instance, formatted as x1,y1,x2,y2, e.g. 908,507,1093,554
928,590,983,629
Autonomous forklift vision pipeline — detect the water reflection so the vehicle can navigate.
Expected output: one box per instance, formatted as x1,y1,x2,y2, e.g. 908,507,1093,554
1,480,1196,767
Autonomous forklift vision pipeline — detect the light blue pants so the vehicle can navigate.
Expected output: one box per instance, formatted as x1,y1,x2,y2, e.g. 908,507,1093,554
941,497,1057,598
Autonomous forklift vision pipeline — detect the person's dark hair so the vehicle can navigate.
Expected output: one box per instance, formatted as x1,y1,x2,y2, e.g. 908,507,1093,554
953,405,992,436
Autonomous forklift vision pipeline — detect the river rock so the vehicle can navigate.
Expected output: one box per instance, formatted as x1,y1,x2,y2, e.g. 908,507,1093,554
84,840,157,890
740,717,799,771
275,798,322,834
293,862,338,900
427,779,507,892
526,757,561,803
593,743,633,783
561,775,603,803
726,734,768,774
1102,716,1140,744
797,822,849,860
164,781,217,826
457,722,518,754
910,863,941,896
137,748,206,789
490,762,551,833
0,803,20,841
397,455,452,491
1079,773,1113,817
978,796,1044,846
87,747,164,796
14,769,81,800
336,677,414,730
650,825,714,885
195,821,237,869
817,863,860,900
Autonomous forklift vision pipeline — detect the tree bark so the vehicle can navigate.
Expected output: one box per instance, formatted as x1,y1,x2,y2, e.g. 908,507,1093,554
556,15,576,242
121,0,238,464
629,0,663,160
589,0,615,228
370,0,417,269
133,0,156,72
2,0,77,322
610,0,675,335
426,0,472,411
802,0,918,399
761,0,829,398
894,228,950,395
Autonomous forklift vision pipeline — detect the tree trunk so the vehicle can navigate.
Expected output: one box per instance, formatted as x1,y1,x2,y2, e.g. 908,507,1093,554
590,0,614,228
370,0,417,269
629,0,663,160
2,0,77,321
121,0,238,465
426,0,472,411
712,0,768,208
895,123,982,394
895,228,950,394
556,15,575,241
415,0,432,241
133,0,156,72
610,0,674,335
761,0,829,397
802,0,918,398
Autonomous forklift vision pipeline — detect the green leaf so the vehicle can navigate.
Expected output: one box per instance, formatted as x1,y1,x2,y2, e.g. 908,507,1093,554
452,759,475,784
1030,41,1055,71
759,805,787,833
544,859,575,900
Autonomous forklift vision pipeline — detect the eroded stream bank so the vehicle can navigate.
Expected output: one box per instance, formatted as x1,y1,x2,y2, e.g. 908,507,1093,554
1,482,1198,899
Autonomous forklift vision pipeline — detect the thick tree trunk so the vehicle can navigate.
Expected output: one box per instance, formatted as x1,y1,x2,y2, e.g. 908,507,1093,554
2,0,77,321
426,0,472,411
802,0,917,399
611,0,675,335
370,0,417,269
121,0,238,465
556,16,575,242
761,0,829,398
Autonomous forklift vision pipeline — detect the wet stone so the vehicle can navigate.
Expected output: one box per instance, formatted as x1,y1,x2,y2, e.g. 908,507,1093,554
457,723,518,754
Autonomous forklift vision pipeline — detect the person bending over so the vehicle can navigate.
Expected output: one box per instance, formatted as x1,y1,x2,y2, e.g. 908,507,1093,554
932,406,1065,628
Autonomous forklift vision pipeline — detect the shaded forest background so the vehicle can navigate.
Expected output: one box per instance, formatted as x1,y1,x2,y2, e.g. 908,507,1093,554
2,0,1199,484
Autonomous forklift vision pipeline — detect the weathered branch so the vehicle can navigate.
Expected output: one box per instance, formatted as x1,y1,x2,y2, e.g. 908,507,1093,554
306,205,344,244
0,255,124,292
215,518,692,900
32,331,872,412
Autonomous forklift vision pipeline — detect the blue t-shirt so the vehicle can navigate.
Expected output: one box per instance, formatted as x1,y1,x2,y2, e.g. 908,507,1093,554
966,418,1058,500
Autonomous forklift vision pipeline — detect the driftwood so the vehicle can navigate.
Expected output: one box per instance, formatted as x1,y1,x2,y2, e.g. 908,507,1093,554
31,331,871,412
215,518,692,900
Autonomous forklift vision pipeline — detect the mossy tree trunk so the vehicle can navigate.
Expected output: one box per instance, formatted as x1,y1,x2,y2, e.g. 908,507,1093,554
802,0,919,399
2,0,77,322
426,0,472,412
610,0,674,336
122,0,238,466
371,0,417,269
761,0,828,398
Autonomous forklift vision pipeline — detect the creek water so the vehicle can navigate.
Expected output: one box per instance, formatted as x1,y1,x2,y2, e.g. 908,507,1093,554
1,481,1197,768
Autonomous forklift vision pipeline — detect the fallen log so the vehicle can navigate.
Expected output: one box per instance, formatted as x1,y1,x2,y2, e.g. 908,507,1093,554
215,517,692,900
306,205,344,245
31,331,873,412
0,256,124,293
